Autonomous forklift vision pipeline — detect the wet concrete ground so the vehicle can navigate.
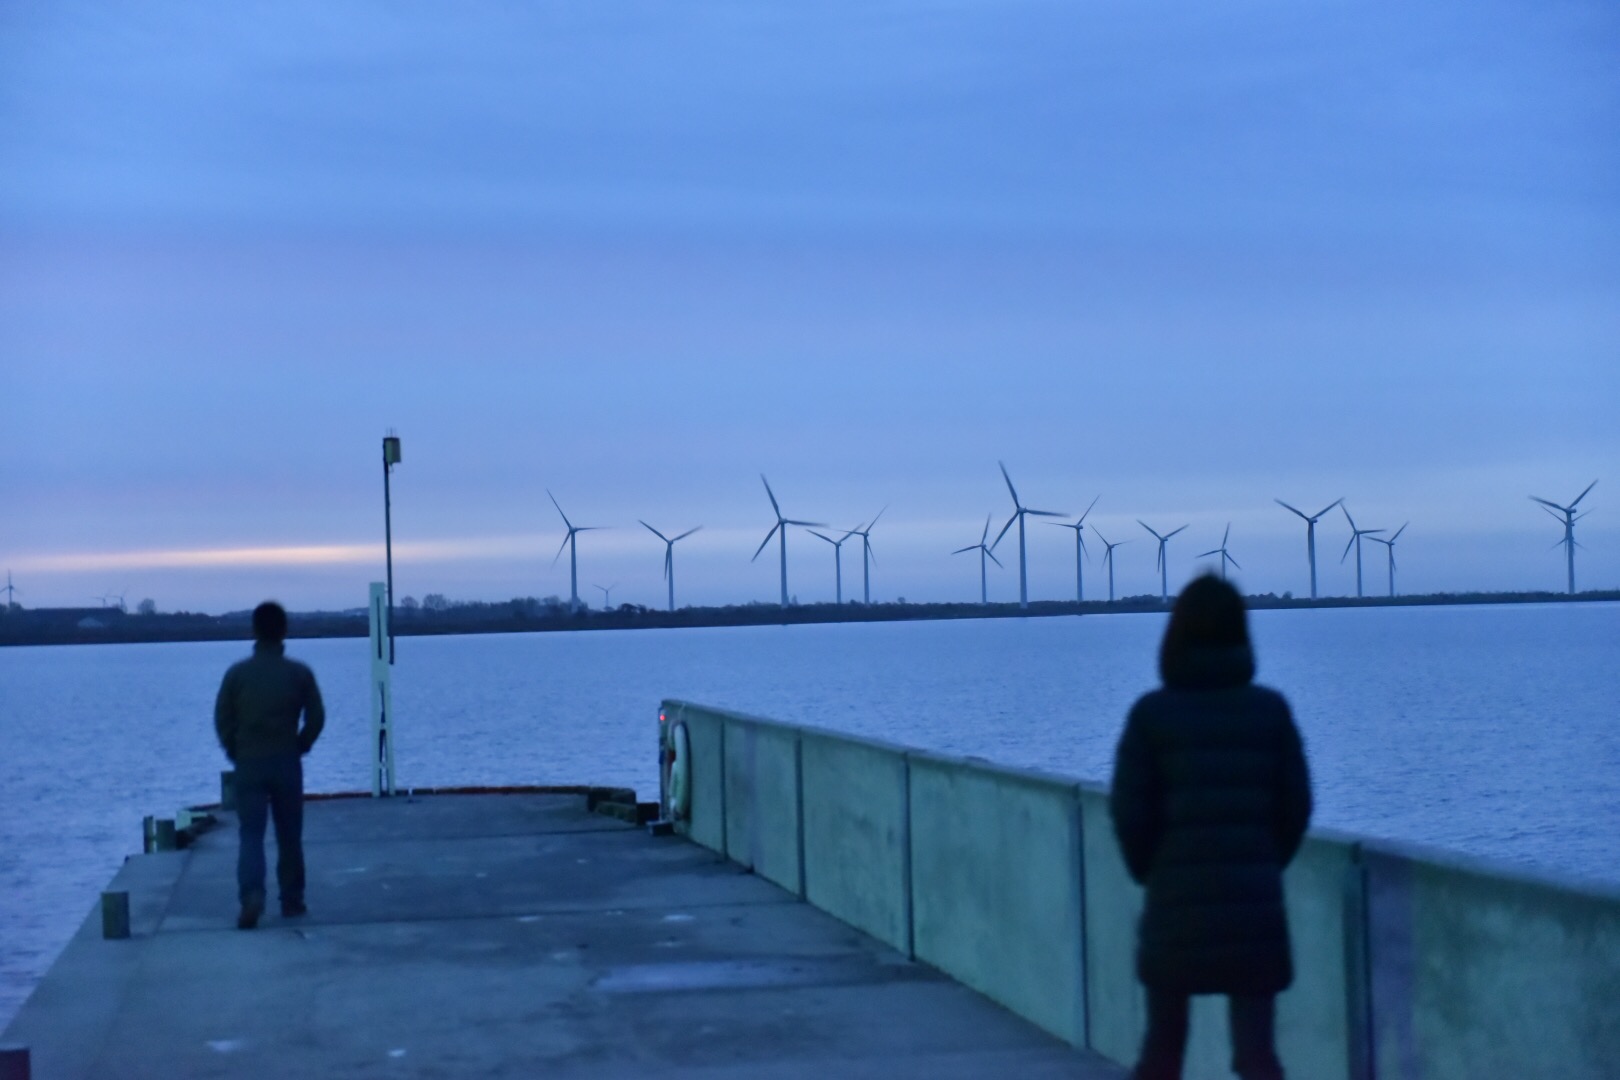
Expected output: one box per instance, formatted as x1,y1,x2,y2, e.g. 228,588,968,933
3,792,1125,1078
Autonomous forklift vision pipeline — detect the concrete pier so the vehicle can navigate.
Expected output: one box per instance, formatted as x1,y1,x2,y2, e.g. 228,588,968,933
2,793,1124,1079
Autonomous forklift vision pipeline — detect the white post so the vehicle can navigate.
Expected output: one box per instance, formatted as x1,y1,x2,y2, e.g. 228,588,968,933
368,582,397,797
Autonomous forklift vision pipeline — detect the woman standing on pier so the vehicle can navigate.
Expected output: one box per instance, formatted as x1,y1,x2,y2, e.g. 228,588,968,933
1110,574,1313,1080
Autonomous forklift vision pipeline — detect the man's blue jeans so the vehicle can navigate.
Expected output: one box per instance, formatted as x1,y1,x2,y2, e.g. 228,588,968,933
235,752,304,906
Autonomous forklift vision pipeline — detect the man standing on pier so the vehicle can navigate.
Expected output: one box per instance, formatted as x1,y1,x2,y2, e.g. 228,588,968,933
214,601,325,930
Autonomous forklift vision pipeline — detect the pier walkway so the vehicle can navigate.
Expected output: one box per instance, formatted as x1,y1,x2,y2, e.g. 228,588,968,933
4,793,1124,1079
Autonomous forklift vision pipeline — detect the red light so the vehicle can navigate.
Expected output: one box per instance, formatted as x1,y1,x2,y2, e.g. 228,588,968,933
658,712,666,723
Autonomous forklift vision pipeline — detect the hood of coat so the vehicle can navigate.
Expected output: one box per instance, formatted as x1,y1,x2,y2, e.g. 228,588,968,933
1161,643,1255,690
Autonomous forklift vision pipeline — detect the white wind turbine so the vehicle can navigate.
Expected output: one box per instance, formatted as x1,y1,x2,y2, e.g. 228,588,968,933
952,514,1003,604
752,475,825,608
1094,530,1128,602
593,583,618,609
1137,520,1189,602
549,490,605,611
847,507,885,604
1275,497,1344,599
1047,495,1100,602
1339,504,1384,599
641,522,701,612
1199,523,1241,580
809,528,858,604
992,462,1065,609
1530,480,1597,594
1363,523,1407,598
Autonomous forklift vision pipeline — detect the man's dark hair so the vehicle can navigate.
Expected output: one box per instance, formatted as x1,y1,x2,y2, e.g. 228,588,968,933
1159,573,1250,680
252,601,288,643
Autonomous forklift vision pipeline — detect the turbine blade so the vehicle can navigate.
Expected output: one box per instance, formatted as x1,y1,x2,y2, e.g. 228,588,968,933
1092,529,1110,546
986,549,1003,568
1198,548,1220,558
952,545,977,555
980,513,992,545
1165,525,1188,539
1390,522,1408,543
1156,544,1164,571
867,505,887,530
1078,534,1090,560
640,520,669,542
551,535,570,566
1077,494,1100,524
760,474,781,516
1222,523,1231,546
1026,508,1065,518
663,551,672,580
809,531,835,544
1341,534,1355,562
1540,504,1566,524
1227,553,1242,570
1275,499,1308,520
998,461,1020,506
1137,520,1163,541
673,526,702,542
1571,479,1598,508
1315,498,1345,519
1341,503,1356,530
1529,495,1568,512
752,523,780,561
784,519,828,528
548,490,573,529
992,513,1017,550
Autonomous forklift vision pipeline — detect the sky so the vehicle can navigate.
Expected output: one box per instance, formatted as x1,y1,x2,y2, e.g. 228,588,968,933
2,0,1617,613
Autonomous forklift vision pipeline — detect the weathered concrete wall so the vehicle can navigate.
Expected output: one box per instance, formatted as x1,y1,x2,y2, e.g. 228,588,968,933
1365,845,1620,1080
908,751,1086,1047
661,700,1620,1079
799,728,912,953
722,714,803,894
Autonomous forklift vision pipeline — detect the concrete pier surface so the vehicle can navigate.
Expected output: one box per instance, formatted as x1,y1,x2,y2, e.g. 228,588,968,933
3,793,1125,1079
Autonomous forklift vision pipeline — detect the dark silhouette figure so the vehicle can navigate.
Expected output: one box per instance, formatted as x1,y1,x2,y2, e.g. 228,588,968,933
214,601,325,929
1110,575,1312,1080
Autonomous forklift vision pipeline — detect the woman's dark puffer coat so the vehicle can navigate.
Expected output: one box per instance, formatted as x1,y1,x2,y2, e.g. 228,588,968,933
1109,643,1312,995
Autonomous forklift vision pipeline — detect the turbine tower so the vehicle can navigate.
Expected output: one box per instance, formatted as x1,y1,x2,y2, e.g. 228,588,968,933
641,521,701,612
1094,530,1127,602
1047,495,1100,602
952,513,1003,604
992,462,1065,609
1339,504,1384,599
847,507,885,604
752,475,825,608
1198,523,1241,581
1275,497,1344,599
1137,520,1188,602
593,583,617,609
1363,523,1407,598
809,529,858,604
549,490,604,611
2,570,18,610
1530,481,1597,594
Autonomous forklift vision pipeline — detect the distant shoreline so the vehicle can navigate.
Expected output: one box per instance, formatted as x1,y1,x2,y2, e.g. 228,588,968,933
2,590,1615,648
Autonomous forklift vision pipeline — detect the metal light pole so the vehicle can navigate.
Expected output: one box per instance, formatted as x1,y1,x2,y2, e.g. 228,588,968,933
382,434,402,664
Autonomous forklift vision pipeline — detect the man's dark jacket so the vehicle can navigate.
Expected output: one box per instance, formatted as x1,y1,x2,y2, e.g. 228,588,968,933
1109,644,1312,995
214,641,325,762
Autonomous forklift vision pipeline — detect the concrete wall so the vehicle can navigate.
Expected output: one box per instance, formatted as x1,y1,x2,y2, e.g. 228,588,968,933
661,699,1620,1078
799,728,912,953
908,752,1086,1046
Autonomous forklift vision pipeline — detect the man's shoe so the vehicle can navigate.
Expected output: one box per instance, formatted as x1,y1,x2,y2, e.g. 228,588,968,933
281,900,307,918
237,893,264,930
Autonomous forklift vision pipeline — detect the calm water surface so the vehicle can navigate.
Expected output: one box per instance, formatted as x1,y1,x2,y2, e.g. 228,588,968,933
2,603,1617,1026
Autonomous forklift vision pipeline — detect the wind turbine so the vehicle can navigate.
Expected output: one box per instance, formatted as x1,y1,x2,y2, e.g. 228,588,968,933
1094,530,1127,602
952,514,1003,604
1137,520,1188,602
1530,481,1598,594
992,462,1065,609
1047,495,1100,602
847,506,885,604
1339,504,1384,599
640,522,701,612
752,475,825,608
593,583,617,609
1275,497,1344,599
1363,523,1407,598
1205,524,1237,582
809,528,857,604
2,570,19,609
549,490,605,610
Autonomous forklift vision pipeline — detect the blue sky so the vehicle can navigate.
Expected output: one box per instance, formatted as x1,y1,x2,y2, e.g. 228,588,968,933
3,1,1616,612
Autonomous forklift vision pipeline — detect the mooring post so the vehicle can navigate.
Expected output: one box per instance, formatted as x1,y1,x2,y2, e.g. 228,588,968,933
101,891,131,940
219,770,237,812
0,1045,30,1080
